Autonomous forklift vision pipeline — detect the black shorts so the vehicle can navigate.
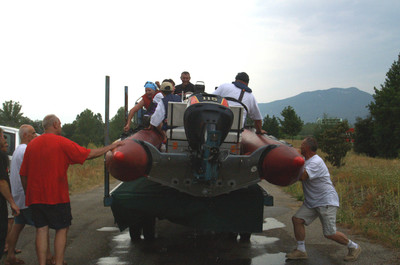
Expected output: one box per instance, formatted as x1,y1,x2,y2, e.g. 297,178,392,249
0,210,7,260
30,203,72,230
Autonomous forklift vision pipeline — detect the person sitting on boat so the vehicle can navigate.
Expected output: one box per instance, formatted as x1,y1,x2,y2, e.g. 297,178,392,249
124,81,162,131
213,72,267,134
174,71,195,96
149,81,181,138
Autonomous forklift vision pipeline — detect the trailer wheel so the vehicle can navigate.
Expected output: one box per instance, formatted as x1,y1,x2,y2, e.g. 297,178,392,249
142,217,156,240
129,224,141,242
239,233,251,242
226,232,238,241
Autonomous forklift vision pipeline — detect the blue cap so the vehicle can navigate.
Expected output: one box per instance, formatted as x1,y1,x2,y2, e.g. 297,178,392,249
144,81,157,90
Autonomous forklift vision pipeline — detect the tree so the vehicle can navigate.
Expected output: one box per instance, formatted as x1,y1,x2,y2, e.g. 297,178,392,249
0,100,24,127
318,121,352,167
279,106,303,140
71,109,104,146
0,101,43,133
62,123,77,140
109,107,127,141
299,122,318,138
30,120,44,134
244,117,254,128
353,116,377,157
262,115,281,138
368,53,400,158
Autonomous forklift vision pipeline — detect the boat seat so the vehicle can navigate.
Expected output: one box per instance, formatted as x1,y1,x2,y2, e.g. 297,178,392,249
166,101,244,143
166,127,242,143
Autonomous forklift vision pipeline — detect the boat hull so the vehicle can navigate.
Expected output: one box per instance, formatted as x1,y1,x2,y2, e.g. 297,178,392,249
105,128,164,182
106,128,304,192
241,130,304,186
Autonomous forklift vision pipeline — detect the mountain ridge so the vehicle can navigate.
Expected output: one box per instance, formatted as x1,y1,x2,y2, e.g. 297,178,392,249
258,87,373,125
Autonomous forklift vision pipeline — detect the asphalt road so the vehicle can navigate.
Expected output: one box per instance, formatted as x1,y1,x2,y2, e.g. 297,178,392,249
2,181,399,265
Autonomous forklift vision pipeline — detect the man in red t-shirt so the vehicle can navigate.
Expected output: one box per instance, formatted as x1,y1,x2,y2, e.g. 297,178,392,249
20,114,123,265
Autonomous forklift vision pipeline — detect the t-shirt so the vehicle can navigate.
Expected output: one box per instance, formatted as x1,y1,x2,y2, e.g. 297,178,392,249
20,134,91,205
174,82,195,95
302,154,339,208
0,150,10,218
153,92,163,104
212,83,262,125
10,144,27,209
150,94,181,128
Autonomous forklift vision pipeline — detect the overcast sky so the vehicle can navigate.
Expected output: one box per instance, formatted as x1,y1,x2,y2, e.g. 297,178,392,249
1,0,399,124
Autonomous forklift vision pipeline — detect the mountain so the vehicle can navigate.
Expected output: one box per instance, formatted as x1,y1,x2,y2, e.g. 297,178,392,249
258,87,373,125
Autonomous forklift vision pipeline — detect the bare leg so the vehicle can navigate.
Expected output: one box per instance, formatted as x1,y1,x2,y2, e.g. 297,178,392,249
6,223,25,261
4,218,14,251
292,216,306,241
36,226,49,265
54,227,68,265
46,235,53,261
325,231,349,245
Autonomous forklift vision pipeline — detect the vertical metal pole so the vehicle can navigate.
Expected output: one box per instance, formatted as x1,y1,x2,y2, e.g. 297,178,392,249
124,86,128,122
104,76,111,206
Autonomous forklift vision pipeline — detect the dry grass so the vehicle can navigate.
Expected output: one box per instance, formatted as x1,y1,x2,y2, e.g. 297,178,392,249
67,156,105,194
284,140,400,249
67,143,115,194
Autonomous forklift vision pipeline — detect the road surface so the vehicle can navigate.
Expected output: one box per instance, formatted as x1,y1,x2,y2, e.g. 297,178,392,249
3,181,399,265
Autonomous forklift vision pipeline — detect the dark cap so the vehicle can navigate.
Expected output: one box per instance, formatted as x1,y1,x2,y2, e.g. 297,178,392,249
235,72,249,83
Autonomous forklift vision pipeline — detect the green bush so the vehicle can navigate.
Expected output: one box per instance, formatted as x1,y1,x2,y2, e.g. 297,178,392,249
316,121,352,167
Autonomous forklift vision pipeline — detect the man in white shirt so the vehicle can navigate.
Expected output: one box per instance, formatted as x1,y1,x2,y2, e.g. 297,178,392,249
5,125,53,264
286,137,361,262
150,81,181,131
212,72,266,134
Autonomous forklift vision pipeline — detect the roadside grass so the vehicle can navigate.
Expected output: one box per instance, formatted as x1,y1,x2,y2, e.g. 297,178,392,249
284,140,400,249
68,156,105,194
67,143,115,194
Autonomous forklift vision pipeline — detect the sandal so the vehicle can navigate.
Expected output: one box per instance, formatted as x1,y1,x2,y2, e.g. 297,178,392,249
3,248,22,254
5,258,25,265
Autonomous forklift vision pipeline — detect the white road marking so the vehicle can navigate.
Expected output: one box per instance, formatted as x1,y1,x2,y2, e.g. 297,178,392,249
262,218,285,231
97,227,120,232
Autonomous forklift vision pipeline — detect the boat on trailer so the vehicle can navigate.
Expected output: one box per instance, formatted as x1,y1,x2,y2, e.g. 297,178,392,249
104,89,304,240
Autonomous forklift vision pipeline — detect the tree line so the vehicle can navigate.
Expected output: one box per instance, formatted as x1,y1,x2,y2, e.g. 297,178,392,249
0,102,128,147
1,53,399,162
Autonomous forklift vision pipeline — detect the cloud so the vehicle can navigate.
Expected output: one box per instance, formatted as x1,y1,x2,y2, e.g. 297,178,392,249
0,0,399,123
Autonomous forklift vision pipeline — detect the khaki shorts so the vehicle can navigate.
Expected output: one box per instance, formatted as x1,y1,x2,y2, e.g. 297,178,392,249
294,204,338,236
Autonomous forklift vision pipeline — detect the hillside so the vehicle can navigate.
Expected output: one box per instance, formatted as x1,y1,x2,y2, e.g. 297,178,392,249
258,87,373,125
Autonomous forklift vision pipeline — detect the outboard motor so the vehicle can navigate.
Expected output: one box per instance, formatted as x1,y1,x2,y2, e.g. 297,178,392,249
183,94,234,183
